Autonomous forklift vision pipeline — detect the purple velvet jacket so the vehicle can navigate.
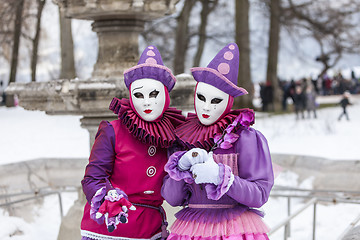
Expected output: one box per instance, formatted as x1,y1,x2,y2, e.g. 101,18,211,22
161,126,274,214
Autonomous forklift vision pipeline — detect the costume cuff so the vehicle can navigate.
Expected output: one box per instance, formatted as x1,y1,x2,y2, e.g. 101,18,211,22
205,163,234,200
164,151,195,184
90,187,106,224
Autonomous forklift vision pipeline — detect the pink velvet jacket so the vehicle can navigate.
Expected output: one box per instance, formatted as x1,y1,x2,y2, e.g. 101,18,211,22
80,98,185,240
81,120,169,239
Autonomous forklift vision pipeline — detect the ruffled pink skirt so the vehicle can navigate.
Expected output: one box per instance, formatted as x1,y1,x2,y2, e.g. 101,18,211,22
168,209,269,240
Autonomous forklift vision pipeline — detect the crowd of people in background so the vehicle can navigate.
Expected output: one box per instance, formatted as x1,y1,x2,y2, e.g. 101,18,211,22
259,69,359,120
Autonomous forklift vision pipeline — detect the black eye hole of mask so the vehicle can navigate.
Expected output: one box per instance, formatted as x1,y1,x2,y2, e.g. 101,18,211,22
197,93,206,102
149,90,159,98
133,92,144,99
211,98,223,104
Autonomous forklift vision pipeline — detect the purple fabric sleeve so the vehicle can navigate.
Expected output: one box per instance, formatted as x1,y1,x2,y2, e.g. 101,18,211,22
161,151,193,207
225,127,274,208
81,121,116,203
164,151,194,184
205,163,233,200
161,175,190,207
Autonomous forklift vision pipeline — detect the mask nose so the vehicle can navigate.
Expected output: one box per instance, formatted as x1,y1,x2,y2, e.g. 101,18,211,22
202,101,211,112
143,97,151,107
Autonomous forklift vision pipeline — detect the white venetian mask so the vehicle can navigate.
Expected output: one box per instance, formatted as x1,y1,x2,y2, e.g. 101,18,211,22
195,82,230,125
130,78,166,122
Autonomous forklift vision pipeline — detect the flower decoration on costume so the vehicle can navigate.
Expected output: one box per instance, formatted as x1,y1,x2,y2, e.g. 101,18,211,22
212,109,255,150
213,132,239,150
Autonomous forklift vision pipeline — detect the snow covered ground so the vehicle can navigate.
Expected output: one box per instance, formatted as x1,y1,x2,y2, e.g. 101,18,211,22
256,94,360,161
0,94,359,239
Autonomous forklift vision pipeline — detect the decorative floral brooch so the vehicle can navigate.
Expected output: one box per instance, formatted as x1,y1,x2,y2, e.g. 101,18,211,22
212,109,254,150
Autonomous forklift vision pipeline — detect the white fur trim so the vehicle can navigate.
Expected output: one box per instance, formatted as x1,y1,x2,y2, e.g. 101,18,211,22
225,173,235,193
81,230,161,240
94,187,105,197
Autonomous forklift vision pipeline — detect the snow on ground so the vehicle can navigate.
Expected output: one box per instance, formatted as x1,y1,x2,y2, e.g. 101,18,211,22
0,192,78,240
254,94,360,161
0,107,89,165
263,171,360,239
0,94,359,239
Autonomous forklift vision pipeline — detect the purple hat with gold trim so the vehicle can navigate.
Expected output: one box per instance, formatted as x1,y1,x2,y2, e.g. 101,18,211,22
191,43,248,97
124,45,176,91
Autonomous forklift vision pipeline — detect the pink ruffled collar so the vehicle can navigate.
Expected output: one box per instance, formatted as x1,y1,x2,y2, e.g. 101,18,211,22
175,109,254,151
109,98,185,148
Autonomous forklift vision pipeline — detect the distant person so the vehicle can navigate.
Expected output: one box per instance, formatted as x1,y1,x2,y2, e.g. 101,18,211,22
338,91,352,121
350,70,358,94
0,80,5,106
293,85,306,119
260,81,273,112
305,85,317,118
322,73,332,95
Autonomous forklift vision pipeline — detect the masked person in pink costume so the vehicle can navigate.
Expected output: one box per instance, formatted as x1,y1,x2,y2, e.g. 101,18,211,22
80,46,185,240
161,43,274,240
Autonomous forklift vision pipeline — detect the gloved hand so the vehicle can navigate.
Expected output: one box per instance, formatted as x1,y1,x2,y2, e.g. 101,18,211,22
190,152,221,185
178,148,209,171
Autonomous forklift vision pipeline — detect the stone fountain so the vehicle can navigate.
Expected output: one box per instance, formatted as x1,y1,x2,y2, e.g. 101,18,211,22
5,0,195,239
6,0,195,149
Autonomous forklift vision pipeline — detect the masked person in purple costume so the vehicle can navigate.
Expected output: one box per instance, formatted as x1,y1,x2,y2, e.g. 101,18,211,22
80,46,185,240
161,43,274,240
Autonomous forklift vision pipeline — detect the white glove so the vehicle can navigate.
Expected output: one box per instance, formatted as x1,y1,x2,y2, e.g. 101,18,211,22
178,148,209,171
190,152,221,185
95,212,103,219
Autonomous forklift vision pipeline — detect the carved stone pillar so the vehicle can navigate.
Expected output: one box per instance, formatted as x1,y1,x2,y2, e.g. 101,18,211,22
80,115,117,149
91,19,145,79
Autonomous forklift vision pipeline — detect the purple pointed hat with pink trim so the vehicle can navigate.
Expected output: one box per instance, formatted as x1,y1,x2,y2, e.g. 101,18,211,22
191,43,248,97
124,45,176,91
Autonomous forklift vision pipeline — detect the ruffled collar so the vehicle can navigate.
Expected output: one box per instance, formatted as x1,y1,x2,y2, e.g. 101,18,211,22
175,109,254,151
109,98,185,148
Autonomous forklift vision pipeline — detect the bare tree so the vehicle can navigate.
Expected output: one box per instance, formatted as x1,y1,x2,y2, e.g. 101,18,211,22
173,0,197,75
282,0,360,78
235,0,253,109
2,0,48,83
265,0,282,111
9,0,24,84
30,0,46,82
142,0,232,74
0,2,16,62
193,0,218,67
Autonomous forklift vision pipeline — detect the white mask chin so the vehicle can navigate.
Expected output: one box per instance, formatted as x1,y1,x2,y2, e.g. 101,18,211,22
195,82,230,125
130,78,166,122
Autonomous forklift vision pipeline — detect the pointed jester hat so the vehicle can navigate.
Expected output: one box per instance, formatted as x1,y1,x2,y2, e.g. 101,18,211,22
123,45,176,92
191,43,248,97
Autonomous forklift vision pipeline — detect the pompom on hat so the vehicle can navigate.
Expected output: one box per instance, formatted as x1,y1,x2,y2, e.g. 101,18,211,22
124,45,176,91
191,43,248,97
